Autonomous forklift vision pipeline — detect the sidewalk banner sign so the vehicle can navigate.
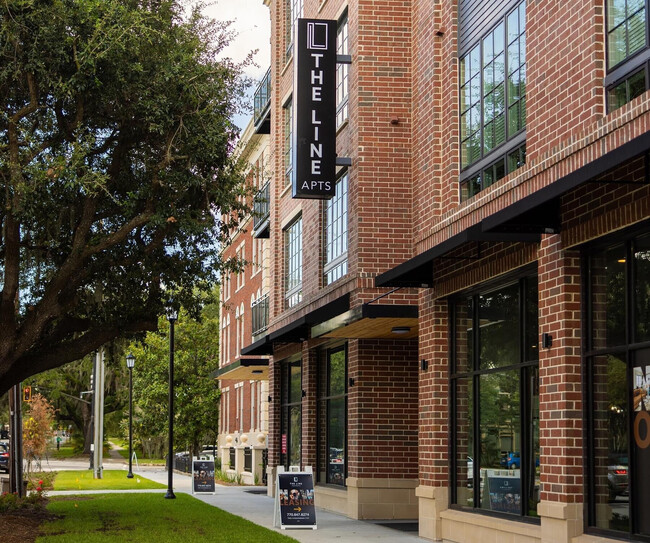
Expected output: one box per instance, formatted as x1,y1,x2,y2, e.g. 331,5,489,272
192,459,216,495
273,466,317,530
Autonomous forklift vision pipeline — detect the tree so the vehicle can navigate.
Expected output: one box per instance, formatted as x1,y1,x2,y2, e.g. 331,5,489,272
129,290,220,459
0,0,250,394
23,393,56,474
26,345,130,453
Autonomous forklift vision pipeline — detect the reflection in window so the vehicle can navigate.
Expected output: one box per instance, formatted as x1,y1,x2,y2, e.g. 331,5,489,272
285,217,302,308
452,275,539,518
281,359,302,470
587,233,650,537
336,13,349,128
324,173,348,285
590,355,629,532
318,346,347,486
608,69,646,111
460,0,526,200
607,0,646,69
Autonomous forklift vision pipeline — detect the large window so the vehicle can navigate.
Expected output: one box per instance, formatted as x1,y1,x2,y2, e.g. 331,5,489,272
317,345,347,486
606,1,650,111
280,358,302,469
283,98,293,188
285,0,303,62
451,275,540,519
459,0,526,200
336,12,349,128
585,230,650,538
284,216,302,308
324,172,348,285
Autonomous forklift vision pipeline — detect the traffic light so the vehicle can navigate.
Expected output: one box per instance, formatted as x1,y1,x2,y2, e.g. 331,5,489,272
23,386,32,402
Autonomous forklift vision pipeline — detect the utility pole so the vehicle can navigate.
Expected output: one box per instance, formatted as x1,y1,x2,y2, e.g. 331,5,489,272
8,384,24,496
93,348,105,479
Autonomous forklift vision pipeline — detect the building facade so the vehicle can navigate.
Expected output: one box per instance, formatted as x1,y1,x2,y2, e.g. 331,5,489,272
216,115,271,485
238,0,650,542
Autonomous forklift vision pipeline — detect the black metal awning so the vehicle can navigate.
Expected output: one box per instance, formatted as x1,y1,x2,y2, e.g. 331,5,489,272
375,225,539,288
240,293,351,355
482,131,650,234
376,130,650,289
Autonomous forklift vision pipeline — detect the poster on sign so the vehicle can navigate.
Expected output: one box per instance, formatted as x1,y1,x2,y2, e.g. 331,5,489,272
192,459,216,494
274,467,317,530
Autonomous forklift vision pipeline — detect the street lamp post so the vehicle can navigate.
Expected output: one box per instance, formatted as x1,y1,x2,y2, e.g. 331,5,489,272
126,353,135,479
165,304,178,500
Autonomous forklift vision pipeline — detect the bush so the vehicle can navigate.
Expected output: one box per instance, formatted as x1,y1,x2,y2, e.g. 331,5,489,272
0,483,47,513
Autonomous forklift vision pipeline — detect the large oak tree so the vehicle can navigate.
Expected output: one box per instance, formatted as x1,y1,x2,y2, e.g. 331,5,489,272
0,0,250,394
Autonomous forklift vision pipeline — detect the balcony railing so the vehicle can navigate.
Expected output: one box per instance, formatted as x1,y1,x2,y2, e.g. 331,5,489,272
251,294,269,338
253,181,270,239
253,67,271,134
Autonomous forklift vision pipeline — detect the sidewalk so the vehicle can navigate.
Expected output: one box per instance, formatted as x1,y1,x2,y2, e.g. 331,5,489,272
51,461,425,542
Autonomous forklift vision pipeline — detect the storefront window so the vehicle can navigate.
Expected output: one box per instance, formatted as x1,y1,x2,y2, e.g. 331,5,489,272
587,231,650,537
317,345,347,486
451,275,539,519
281,358,302,469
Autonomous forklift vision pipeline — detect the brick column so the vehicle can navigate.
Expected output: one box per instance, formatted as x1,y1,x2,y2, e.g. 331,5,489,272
302,344,318,470
416,291,450,541
537,234,584,543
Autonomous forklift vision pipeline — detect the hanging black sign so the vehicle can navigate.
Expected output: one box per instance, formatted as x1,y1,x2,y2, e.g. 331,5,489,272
277,472,317,528
292,18,337,199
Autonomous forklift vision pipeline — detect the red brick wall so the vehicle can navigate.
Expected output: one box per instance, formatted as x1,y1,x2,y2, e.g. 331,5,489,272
417,293,450,487
347,338,419,478
537,237,583,504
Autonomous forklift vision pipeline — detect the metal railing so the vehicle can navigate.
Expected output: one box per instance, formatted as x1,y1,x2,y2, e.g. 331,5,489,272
253,181,270,232
253,67,271,127
251,294,269,337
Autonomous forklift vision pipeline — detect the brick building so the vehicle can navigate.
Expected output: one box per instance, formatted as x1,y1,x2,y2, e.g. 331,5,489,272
216,116,271,485
235,0,650,541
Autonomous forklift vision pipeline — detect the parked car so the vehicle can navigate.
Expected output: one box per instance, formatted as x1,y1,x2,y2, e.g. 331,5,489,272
0,442,9,473
608,453,629,499
501,451,521,469
500,451,539,469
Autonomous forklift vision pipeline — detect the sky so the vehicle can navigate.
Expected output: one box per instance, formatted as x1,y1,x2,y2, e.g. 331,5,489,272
202,1,272,130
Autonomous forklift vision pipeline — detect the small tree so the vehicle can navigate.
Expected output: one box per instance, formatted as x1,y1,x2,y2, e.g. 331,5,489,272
23,393,56,475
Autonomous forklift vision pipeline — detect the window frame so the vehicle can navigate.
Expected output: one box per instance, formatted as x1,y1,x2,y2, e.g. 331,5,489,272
336,11,350,128
316,344,348,487
459,0,527,200
284,215,303,308
324,171,349,285
583,223,650,540
449,271,540,521
280,357,303,470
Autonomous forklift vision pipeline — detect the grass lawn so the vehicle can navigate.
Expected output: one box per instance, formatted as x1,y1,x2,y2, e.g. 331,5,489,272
37,493,297,542
54,470,166,491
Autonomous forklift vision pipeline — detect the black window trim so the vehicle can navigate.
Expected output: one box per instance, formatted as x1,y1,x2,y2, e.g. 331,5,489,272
449,268,540,522
458,0,527,197
581,223,650,541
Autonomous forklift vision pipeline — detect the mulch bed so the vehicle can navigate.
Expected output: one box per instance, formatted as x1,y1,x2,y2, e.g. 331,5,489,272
0,503,60,543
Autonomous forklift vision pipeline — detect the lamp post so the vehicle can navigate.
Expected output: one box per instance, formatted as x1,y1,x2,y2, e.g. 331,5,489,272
126,353,135,479
165,304,178,500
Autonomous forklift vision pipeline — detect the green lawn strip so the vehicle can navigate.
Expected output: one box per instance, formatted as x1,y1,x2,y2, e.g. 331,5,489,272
38,493,297,542
48,444,82,459
54,470,166,491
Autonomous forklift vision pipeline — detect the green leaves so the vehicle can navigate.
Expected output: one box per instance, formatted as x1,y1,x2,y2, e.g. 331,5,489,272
0,0,252,392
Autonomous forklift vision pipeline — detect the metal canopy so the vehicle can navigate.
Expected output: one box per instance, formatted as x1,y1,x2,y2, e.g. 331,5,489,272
375,224,540,288
212,358,269,381
376,130,650,290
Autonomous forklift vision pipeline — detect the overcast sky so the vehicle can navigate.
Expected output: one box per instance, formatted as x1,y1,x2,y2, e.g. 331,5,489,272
202,0,271,130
